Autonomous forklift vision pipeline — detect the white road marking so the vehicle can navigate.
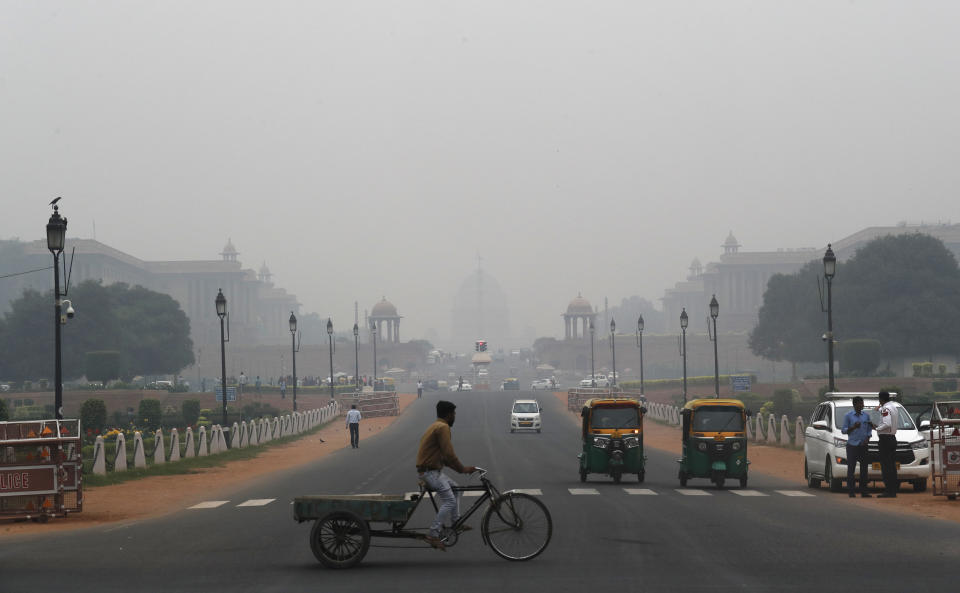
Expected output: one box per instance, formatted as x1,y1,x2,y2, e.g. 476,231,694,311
731,490,768,497
510,489,543,496
776,490,816,497
237,498,276,507
675,489,711,496
462,491,484,497
188,501,230,509
568,488,600,495
404,492,421,500
623,488,657,495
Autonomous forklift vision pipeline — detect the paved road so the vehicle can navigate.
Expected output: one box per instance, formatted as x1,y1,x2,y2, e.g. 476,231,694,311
3,391,959,592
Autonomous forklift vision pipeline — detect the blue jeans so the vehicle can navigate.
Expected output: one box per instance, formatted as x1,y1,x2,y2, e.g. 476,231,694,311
420,470,459,538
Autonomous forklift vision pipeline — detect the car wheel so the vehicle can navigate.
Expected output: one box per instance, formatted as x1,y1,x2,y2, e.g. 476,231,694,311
913,478,928,492
536,429,541,433
825,457,842,492
805,459,821,489
510,429,515,433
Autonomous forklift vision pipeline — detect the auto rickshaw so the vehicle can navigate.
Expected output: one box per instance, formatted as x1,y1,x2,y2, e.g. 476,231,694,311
678,398,750,489
578,398,646,483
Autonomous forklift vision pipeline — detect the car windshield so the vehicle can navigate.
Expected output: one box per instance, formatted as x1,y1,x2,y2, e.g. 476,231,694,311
692,407,744,432
513,403,538,413
834,405,916,430
590,407,639,429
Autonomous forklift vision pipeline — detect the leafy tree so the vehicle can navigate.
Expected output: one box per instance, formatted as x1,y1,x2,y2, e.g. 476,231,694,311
840,339,881,376
79,398,107,433
85,351,121,383
138,398,163,431
0,399,8,421
749,260,826,364
181,399,201,426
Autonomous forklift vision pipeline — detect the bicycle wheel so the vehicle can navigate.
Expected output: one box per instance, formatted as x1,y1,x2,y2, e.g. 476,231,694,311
482,492,552,561
310,511,370,569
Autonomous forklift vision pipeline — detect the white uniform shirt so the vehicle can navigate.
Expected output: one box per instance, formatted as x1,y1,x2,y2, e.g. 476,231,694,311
346,409,362,426
876,401,899,436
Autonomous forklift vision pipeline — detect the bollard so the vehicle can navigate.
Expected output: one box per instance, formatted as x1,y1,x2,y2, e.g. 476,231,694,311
198,426,209,456
154,429,166,465
114,432,127,472
169,428,181,462
92,435,106,475
185,426,195,458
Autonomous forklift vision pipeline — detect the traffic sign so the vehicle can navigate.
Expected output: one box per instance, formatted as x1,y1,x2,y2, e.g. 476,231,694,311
731,376,751,392
215,386,237,402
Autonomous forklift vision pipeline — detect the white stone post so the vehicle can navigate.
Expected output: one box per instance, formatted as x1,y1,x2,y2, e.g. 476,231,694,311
231,422,241,448
209,426,220,454
92,435,106,475
133,431,147,468
766,414,778,444
185,427,195,458
779,415,792,446
114,432,127,472
794,416,806,448
198,426,209,456
169,428,181,462
154,429,166,465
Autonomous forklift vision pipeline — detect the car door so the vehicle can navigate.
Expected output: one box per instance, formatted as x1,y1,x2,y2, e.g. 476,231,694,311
804,404,828,474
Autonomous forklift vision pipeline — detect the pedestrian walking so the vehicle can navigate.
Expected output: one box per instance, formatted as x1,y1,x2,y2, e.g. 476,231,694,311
255,375,261,395
239,371,247,398
417,379,423,399
841,396,873,498
457,376,463,392
346,404,362,448
876,390,900,498
280,378,286,399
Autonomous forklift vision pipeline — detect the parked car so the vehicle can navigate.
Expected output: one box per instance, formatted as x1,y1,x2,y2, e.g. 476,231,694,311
579,375,609,388
531,378,551,390
510,399,542,433
803,393,930,492
501,378,520,391
449,382,472,392
423,379,439,391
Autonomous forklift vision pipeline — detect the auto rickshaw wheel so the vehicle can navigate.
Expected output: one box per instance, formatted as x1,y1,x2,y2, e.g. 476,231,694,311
739,475,748,488
679,470,688,487
310,511,370,569
611,470,622,484
579,469,587,483
714,477,725,489
637,470,645,483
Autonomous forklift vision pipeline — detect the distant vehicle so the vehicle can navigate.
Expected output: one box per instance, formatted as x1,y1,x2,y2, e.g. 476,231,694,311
449,382,472,392
510,399,542,433
501,378,520,391
0,384,10,392
531,379,551,390
423,379,439,391
478,368,489,377
579,375,609,388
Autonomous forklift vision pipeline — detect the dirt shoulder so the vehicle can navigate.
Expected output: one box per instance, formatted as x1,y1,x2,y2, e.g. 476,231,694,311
553,392,960,523
1,394,417,538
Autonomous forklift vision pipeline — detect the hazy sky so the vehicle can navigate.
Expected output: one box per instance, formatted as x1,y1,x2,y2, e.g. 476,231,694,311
3,2,958,344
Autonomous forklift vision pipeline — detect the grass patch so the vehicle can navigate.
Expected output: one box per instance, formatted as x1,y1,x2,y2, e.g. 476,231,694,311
83,419,332,488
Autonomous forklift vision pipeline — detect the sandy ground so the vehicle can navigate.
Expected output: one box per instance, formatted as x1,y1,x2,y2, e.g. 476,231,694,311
5,391,959,538
0,394,418,538
554,392,960,523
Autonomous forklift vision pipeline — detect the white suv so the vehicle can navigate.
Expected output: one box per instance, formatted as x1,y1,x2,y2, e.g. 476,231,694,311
579,375,609,388
803,393,930,492
510,399,542,433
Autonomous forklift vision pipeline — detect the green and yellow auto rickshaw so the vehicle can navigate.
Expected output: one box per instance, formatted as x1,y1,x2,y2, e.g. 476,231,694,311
678,398,750,489
578,398,647,483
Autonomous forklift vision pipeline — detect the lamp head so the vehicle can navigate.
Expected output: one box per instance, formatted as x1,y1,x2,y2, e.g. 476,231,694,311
46,204,67,254
610,318,616,333
326,318,333,335
637,314,644,333
289,311,297,334
353,322,359,337
680,308,688,329
215,289,227,318
823,244,837,279
709,294,719,319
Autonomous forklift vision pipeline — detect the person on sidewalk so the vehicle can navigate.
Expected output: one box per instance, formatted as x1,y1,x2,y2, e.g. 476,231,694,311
841,396,873,498
346,404,362,449
417,379,423,399
875,390,900,498
416,400,477,550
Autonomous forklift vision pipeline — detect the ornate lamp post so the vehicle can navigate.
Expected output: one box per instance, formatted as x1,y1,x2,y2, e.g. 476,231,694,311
289,311,299,411
635,315,645,396
327,318,335,399
353,323,360,389
709,295,720,398
589,320,596,387
370,321,378,388
215,289,229,426
680,308,689,404
823,244,837,392
46,203,67,419
610,318,617,387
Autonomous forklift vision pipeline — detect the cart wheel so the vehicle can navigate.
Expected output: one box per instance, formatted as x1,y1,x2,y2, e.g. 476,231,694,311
310,511,370,569
482,493,552,561
949,494,957,501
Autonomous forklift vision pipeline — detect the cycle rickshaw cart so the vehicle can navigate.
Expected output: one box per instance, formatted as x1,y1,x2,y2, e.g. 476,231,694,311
293,467,552,568
930,401,960,500
0,419,83,521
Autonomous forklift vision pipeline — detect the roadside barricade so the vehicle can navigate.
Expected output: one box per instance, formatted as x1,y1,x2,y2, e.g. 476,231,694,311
337,391,399,417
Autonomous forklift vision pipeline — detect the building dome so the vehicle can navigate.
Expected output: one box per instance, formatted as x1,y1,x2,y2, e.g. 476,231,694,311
566,293,594,315
371,297,398,318
220,238,239,262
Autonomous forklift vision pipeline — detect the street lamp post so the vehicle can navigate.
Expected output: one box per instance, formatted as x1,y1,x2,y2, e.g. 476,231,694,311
215,289,229,426
680,308,689,404
589,321,596,387
370,321,378,388
823,244,837,392
635,315,645,396
610,318,617,388
353,323,360,389
289,312,299,411
327,318,335,399
709,295,720,398
46,203,67,419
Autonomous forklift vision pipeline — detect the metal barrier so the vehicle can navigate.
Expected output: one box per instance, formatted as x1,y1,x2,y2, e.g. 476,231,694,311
567,387,638,412
0,419,83,521
337,391,399,417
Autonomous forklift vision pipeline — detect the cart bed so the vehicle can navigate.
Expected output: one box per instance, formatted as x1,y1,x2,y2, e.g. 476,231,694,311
293,494,419,523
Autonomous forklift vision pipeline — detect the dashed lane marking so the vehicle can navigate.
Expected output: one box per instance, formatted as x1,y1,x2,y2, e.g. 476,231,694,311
568,488,600,495
623,489,657,495
188,501,230,509
731,490,768,497
237,499,276,507
775,490,816,497
510,489,543,495
675,489,711,496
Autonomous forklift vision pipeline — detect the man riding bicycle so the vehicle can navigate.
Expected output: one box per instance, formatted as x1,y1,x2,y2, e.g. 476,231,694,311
416,400,477,550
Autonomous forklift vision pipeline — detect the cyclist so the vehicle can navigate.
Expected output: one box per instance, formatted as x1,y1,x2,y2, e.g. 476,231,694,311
416,400,477,550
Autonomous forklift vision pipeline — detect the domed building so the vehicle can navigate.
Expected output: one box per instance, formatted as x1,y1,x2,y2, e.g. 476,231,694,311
450,268,511,351
370,297,402,343
563,293,597,339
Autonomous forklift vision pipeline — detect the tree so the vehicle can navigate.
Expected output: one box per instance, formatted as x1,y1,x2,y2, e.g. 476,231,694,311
79,398,107,433
181,400,201,426
85,351,121,383
840,339,881,376
749,260,826,364
138,398,163,431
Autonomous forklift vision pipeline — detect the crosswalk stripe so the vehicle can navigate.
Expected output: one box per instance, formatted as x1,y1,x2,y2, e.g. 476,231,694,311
676,489,711,496
189,501,230,509
237,498,276,507
568,488,600,495
623,488,657,495
510,489,543,496
462,491,484,497
775,490,816,497
731,490,768,497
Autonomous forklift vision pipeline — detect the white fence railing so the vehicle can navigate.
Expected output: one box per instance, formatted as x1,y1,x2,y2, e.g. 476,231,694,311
90,401,341,475
645,401,806,449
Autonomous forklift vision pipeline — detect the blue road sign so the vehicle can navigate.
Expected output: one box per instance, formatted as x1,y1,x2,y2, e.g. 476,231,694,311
731,376,751,392
215,386,237,402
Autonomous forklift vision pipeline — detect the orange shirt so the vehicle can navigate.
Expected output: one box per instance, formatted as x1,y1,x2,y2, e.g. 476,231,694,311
416,419,465,473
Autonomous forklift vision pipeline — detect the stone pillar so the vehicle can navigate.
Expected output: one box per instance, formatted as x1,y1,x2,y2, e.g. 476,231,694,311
387,320,393,343
394,319,400,343
565,317,570,340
